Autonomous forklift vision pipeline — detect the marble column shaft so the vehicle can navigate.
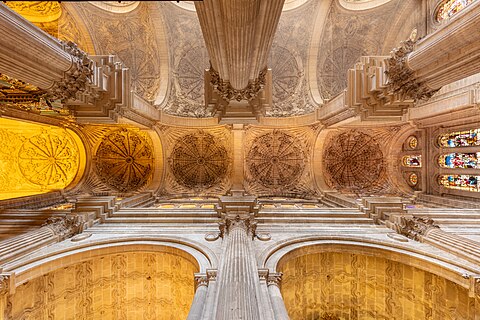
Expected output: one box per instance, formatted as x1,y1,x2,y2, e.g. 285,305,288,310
214,221,262,320
0,4,72,89
268,273,290,320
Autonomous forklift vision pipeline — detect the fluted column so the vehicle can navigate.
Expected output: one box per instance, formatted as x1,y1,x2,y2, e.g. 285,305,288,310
397,216,480,265
0,216,81,267
187,274,209,320
215,215,262,320
267,272,290,320
195,0,284,90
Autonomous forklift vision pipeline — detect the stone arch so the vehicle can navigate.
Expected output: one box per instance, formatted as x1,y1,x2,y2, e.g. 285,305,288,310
5,240,207,319
262,236,480,320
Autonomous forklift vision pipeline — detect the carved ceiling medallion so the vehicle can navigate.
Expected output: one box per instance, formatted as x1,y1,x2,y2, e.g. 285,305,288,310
247,130,307,189
18,130,80,188
169,131,229,190
94,129,154,193
323,130,385,192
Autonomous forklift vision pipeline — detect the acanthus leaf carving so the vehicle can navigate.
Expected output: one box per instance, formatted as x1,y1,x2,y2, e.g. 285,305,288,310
385,30,439,101
398,216,439,242
210,65,267,102
42,215,82,241
48,41,94,101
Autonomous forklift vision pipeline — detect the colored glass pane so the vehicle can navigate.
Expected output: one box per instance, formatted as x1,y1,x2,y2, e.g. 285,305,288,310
439,175,480,192
409,173,418,186
439,152,480,169
436,0,476,22
402,155,422,167
439,128,480,147
408,136,418,149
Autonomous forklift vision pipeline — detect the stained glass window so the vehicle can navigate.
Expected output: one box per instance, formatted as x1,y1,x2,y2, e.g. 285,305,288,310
438,128,480,147
436,0,476,22
409,173,418,186
439,152,480,169
408,136,418,149
402,155,422,167
439,175,480,192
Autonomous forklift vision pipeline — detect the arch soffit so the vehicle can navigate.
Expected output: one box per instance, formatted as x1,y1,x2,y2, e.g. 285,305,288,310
5,237,217,288
260,235,476,289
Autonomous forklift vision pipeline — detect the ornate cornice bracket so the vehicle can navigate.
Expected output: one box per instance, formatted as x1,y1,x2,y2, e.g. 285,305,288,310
397,216,439,242
385,30,439,101
42,215,83,241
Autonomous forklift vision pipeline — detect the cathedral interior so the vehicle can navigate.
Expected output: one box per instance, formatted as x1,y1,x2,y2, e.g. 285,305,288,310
0,0,480,319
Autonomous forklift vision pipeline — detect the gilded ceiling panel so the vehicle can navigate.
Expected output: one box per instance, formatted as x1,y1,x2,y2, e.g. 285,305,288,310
281,252,478,320
244,125,320,197
0,117,85,200
159,125,233,196
7,251,197,320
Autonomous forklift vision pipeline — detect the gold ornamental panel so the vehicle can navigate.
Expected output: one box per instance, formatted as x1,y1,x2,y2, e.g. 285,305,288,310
280,251,479,320
0,117,85,200
7,250,198,320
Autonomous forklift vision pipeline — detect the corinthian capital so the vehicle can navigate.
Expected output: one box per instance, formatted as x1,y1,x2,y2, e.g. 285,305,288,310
385,30,438,101
42,215,82,241
398,216,439,241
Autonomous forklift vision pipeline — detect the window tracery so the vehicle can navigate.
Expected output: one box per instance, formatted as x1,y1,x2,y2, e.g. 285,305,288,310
439,152,480,169
438,128,480,147
439,175,480,192
436,0,476,22
402,155,422,167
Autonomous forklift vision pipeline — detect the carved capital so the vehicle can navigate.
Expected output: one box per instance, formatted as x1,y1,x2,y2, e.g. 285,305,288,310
258,269,269,282
42,215,82,241
0,275,10,295
398,216,439,242
48,41,94,101
206,269,217,282
267,272,283,287
210,65,267,102
194,273,208,290
218,213,258,239
385,33,439,101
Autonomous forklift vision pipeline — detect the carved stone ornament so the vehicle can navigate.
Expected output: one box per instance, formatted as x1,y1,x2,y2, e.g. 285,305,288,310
48,41,94,101
218,214,258,239
385,29,439,101
206,269,217,282
0,274,9,295
94,128,154,193
321,313,341,320
210,64,267,102
194,274,208,289
323,130,385,193
42,215,82,241
398,216,439,242
267,272,283,287
169,131,229,190
247,130,307,190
